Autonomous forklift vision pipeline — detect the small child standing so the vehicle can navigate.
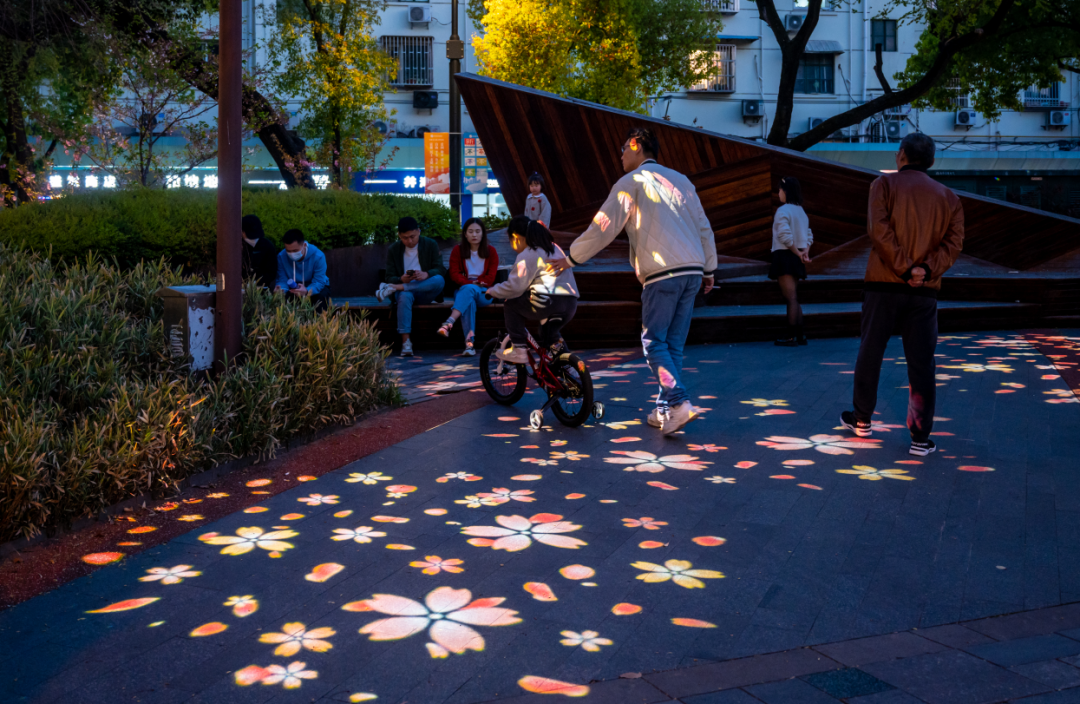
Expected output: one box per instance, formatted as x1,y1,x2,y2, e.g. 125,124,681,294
523,172,552,227
485,216,578,364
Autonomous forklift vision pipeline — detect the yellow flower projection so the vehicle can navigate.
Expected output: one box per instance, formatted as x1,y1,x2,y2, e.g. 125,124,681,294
351,586,522,658
345,472,392,484
455,495,504,508
259,622,336,656
559,630,612,651
632,560,724,589
139,565,201,585
409,556,465,575
200,527,298,556
740,399,789,407
224,595,259,617
462,514,586,551
550,451,589,461
836,466,916,481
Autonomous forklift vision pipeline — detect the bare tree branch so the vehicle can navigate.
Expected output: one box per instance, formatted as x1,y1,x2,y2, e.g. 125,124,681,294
874,43,893,94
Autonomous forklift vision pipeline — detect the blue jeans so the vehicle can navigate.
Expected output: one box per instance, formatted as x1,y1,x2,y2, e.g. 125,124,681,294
393,275,444,334
451,284,491,340
641,274,700,409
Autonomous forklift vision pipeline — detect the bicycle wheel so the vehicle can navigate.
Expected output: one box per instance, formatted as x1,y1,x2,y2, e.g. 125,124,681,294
479,337,527,405
550,353,594,427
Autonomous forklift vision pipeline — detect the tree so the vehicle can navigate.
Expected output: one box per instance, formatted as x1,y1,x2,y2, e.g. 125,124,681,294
264,0,398,189
470,0,723,114
753,0,1080,151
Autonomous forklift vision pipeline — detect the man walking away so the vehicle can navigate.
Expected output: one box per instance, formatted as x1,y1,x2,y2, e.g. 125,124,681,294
549,127,717,435
840,133,964,456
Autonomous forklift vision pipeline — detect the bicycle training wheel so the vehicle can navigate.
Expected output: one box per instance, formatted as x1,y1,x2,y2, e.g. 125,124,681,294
550,353,594,427
479,337,527,405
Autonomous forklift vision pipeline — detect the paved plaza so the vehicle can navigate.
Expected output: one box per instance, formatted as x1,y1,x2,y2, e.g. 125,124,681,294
3,331,1080,704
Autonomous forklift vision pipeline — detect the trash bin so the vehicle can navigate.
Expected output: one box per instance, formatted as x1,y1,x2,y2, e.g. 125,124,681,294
156,285,218,371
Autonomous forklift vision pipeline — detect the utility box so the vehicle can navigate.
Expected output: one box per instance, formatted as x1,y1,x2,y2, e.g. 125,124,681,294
156,285,217,371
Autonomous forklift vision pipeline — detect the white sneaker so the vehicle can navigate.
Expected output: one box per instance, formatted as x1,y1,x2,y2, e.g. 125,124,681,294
400,339,414,357
462,340,476,357
498,346,528,364
375,283,393,303
646,408,665,428
661,401,695,435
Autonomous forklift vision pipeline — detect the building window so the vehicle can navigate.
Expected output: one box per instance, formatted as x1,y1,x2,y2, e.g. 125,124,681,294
946,78,969,109
1023,83,1066,109
380,36,434,88
795,55,834,94
689,44,736,93
701,0,738,11
871,19,897,52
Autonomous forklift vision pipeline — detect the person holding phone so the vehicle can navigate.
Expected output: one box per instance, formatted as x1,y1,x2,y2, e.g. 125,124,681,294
376,217,448,357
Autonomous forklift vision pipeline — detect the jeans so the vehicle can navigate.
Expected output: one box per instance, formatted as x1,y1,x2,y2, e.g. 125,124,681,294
503,293,578,348
393,275,444,334
641,274,700,410
451,284,491,340
852,290,938,441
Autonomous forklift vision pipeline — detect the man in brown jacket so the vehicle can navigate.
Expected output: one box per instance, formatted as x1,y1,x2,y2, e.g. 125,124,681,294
840,133,964,456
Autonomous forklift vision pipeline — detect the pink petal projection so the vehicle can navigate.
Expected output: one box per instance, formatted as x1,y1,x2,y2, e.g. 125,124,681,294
518,676,590,697
611,603,642,615
425,508,448,515
190,622,228,637
386,485,417,494
565,493,586,500
305,563,345,583
639,541,665,549
342,600,374,612
958,466,995,472
386,544,415,550
371,516,410,523
770,475,796,480
896,460,923,465
247,479,272,487
334,510,354,517
280,513,305,520
87,598,160,613
798,484,824,490
297,475,317,481
692,536,726,546
244,507,269,513
235,665,271,686
499,417,520,421
671,618,717,628
646,481,679,490
611,437,642,443
484,434,518,438
782,460,815,466
128,526,157,534
759,409,796,415
559,565,595,580
512,475,543,481
735,461,758,469
82,552,124,565
524,583,558,601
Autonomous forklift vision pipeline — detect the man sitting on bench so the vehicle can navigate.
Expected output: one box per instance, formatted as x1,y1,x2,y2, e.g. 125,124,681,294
376,216,448,357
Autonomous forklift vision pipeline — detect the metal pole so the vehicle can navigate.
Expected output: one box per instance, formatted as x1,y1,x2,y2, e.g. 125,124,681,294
215,0,243,372
448,0,463,220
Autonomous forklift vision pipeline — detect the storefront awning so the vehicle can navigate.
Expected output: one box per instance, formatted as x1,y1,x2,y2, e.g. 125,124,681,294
804,40,844,54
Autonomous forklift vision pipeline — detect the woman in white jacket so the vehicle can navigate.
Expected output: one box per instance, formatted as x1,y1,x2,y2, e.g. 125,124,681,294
769,176,813,346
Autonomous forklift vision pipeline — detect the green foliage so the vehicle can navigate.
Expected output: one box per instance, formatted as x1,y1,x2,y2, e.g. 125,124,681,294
0,188,458,268
0,243,399,541
471,0,722,113
478,213,512,231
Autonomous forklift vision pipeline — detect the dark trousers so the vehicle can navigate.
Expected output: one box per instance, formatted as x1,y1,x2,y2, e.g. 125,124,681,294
503,293,578,348
853,291,938,441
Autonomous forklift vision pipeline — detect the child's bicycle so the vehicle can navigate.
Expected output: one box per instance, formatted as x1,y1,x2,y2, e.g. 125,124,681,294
479,332,605,429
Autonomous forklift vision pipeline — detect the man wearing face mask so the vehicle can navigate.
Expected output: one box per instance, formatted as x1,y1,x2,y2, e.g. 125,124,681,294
241,214,278,289
275,229,331,312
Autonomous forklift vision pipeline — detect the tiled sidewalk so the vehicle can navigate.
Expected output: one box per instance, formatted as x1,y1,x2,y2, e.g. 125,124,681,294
2,331,1078,704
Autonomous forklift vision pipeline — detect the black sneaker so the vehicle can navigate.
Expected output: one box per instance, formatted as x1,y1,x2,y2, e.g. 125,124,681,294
840,411,872,437
910,439,937,456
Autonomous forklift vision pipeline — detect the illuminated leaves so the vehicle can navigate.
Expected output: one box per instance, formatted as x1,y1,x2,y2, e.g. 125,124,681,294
139,565,201,585
622,517,668,530
225,595,259,617
331,526,387,544
462,514,586,551
632,560,724,589
410,556,465,575
605,451,712,473
200,527,298,556
836,466,916,481
345,472,392,484
559,630,612,651
757,435,881,455
260,622,336,656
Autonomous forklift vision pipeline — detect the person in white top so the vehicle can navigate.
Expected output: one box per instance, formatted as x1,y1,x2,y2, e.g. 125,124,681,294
768,177,813,346
486,217,579,364
523,172,552,226
549,126,717,435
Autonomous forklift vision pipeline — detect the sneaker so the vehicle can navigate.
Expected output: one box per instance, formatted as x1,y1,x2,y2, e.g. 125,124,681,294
498,346,528,365
646,407,665,428
375,283,393,303
840,411,872,437
462,341,476,357
910,439,937,456
661,401,695,435
400,339,414,357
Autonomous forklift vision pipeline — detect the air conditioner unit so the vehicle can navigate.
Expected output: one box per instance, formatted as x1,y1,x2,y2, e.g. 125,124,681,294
1047,110,1071,129
955,109,977,127
785,14,804,31
413,90,438,110
414,125,433,138
373,120,398,138
408,6,431,24
809,117,825,131
742,100,763,118
885,120,908,140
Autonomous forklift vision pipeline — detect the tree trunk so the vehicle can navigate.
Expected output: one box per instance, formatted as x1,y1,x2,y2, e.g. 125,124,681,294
0,75,32,205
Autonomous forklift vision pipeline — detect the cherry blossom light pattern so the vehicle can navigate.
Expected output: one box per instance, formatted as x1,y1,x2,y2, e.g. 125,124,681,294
462,514,586,551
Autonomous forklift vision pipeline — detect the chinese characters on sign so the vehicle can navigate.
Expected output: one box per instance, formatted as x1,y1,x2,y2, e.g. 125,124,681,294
424,132,450,194
463,133,489,195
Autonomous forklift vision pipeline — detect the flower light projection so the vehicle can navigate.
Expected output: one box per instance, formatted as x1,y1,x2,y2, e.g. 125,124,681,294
836,466,916,481
476,488,536,503
622,517,668,530
560,630,612,651
520,457,559,466
705,476,736,484
331,526,387,544
455,495,504,508
941,363,1014,373
139,565,201,584
757,435,881,455
259,622,336,656
410,556,465,575
236,661,318,689
550,451,589,461
604,451,712,473
298,494,339,505
436,472,483,483
688,444,726,453
346,586,522,658
633,560,724,589
462,514,586,551
741,398,790,408
345,472,392,484
602,419,641,430
225,595,259,617
199,527,298,556
519,676,590,697
1045,389,1080,404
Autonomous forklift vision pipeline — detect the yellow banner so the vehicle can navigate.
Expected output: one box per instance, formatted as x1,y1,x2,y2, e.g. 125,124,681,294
424,132,450,194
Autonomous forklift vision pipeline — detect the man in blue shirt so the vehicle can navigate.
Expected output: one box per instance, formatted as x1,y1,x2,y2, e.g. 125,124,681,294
275,229,331,312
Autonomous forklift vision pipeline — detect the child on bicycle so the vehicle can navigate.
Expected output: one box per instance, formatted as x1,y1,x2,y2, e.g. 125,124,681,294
485,216,579,364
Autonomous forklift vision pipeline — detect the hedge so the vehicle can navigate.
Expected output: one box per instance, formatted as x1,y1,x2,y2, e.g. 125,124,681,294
0,189,459,270
0,243,400,542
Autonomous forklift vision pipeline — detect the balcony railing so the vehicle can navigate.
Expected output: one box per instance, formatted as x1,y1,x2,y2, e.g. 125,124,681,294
689,44,736,93
1023,84,1067,109
701,0,739,12
380,36,434,88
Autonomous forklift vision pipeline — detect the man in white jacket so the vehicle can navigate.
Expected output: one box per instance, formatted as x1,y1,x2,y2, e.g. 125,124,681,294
549,127,717,434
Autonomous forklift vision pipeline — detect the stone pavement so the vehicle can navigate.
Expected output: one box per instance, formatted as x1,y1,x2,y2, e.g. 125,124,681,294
2,330,1079,704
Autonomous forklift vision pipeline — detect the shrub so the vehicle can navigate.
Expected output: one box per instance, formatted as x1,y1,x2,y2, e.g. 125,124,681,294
0,188,458,270
0,244,399,542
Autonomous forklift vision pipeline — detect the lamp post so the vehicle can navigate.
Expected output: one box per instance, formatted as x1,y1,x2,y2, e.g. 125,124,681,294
214,0,243,372
448,0,464,220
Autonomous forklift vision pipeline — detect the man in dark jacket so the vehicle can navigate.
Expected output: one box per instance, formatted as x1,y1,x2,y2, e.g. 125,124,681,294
375,216,447,356
840,132,964,456
241,214,278,288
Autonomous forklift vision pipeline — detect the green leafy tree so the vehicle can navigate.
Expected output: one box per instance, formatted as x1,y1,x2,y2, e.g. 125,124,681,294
264,0,399,189
470,0,723,114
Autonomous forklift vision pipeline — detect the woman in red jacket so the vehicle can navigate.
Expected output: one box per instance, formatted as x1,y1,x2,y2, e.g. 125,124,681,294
437,217,499,355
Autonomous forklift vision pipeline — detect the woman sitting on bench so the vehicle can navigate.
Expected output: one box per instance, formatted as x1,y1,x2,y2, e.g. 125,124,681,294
437,217,499,356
